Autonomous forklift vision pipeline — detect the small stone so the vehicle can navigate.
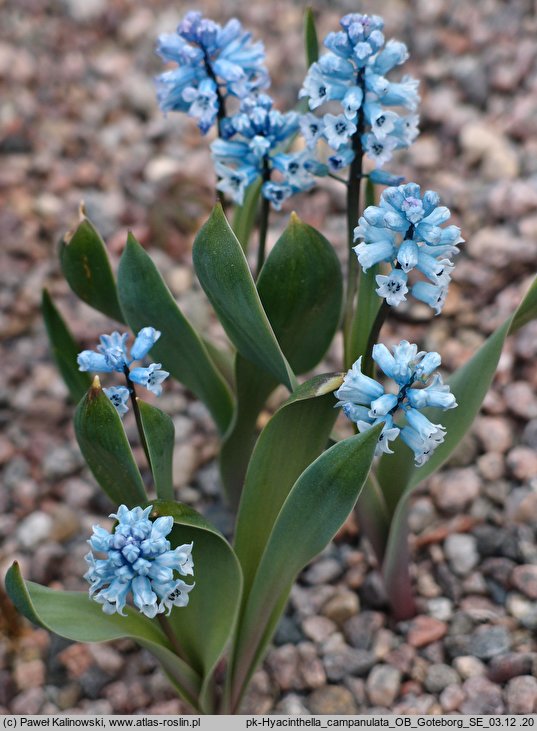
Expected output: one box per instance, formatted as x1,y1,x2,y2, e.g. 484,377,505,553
469,625,511,660
302,616,337,644
506,676,537,714
16,512,53,549
297,643,326,689
274,616,304,646
504,382,537,420
360,571,389,609
321,590,359,625
43,445,84,480
427,597,453,622
366,665,401,707
507,447,537,481
439,684,465,713
429,469,481,514
266,645,300,691
511,564,537,599
408,497,437,533
88,645,124,675
460,677,505,714
473,417,513,453
274,694,310,715
11,688,45,714
506,593,537,629
144,157,183,183
322,643,376,682
303,558,342,585
423,663,460,693
344,611,385,650
482,557,516,587
407,616,448,648
453,655,486,679
393,694,437,715
13,660,45,690
444,534,479,576
477,452,505,481
488,653,537,683
307,685,357,714
460,124,519,180
172,443,198,488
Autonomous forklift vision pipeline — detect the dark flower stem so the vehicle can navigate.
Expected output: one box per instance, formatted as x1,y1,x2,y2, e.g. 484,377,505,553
123,366,151,469
158,614,189,662
343,70,365,370
256,157,271,278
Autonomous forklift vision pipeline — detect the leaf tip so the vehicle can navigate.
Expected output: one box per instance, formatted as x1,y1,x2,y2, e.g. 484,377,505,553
90,375,102,394
316,373,344,396
78,200,87,222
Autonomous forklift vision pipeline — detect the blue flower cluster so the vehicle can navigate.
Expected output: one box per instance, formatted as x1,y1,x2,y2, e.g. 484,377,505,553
353,184,464,313
85,505,194,618
299,13,419,174
335,340,457,465
78,328,169,415
211,94,326,209
155,12,268,134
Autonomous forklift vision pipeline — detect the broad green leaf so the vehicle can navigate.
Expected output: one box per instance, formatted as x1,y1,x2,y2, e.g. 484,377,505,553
234,373,343,596
220,216,343,506
230,423,381,709
149,501,242,713
138,400,174,501
117,234,234,435
193,204,296,391
202,338,235,390
232,179,262,252
60,218,123,322
42,289,91,403
304,7,319,66
219,355,277,509
379,275,537,600
258,213,343,374
74,377,147,506
5,562,201,709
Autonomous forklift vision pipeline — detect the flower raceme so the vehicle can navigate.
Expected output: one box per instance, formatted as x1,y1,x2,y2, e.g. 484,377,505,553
353,183,464,313
77,328,169,415
85,505,194,618
335,340,457,465
211,94,327,209
155,11,268,133
299,13,419,175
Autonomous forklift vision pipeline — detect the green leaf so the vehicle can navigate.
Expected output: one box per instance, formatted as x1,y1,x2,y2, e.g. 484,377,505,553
219,355,277,509
5,562,201,709
137,400,175,501
234,373,343,597
42,289,91,403
193,204,296,391
220,215,343,506
74,378,147,506
117,234,234,435
230,423,381,709
304,8,319,66
149,501,242,713
232,180,262,252
258,213,343,374
60,218,124,322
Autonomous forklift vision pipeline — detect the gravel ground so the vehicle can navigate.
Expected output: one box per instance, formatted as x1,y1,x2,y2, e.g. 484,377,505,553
1,0,537,715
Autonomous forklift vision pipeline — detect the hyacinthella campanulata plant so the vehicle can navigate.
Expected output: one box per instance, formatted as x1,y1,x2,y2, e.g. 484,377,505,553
6,8,537,715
